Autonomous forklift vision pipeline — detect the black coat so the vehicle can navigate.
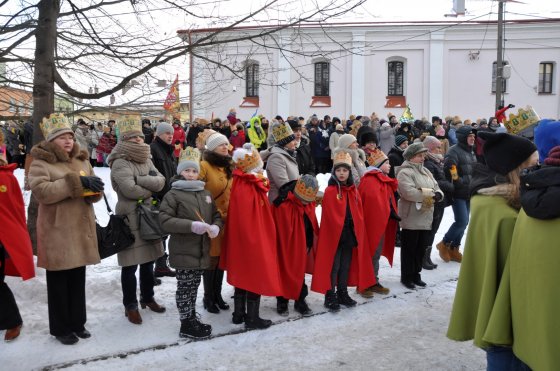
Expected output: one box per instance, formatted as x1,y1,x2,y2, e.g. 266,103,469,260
444,142,476,200
520,165,560,220
142,126,154,145
297,138,316,176
150,136,176,201
424,155,455,206
388,145,404,179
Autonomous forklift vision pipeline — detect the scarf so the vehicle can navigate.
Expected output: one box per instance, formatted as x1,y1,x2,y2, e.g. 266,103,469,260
426,151,444,164
109,141,151,165
171,179,206,192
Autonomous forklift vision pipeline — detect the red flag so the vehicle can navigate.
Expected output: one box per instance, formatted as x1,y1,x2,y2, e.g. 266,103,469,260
163,75,180,113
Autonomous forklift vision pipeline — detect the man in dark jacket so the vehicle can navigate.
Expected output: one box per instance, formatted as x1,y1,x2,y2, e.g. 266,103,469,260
150,122,176,278
306,114,331,174
142,119,154,144
289,120,315,176
437,126,476,263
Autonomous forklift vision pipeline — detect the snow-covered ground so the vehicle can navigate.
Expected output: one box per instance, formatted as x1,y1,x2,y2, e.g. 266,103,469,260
4,168,484,371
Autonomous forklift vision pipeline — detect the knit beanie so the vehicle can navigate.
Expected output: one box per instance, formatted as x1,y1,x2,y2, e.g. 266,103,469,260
271,121,296,147
534,119,560,162
205,131,229,152
294,175,319,203
155,122,173,137
177,147,201,174
337,134,357,150
395,135,407,146
477,131,537,175
335,124,344,131
544,145,560,167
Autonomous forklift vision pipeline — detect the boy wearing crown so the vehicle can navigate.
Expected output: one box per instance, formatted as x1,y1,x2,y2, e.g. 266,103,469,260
311,150,375,311
220,143,282,329
159,147,223,339
272,175,320,316
357,148,399,298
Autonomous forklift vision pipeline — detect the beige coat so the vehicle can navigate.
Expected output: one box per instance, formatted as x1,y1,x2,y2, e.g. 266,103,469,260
266,146,300,203
29,142,102,271
109,153,165,267
396,160,443,230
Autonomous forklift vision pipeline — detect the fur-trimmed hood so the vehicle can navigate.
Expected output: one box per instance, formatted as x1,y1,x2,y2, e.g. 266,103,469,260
30,141,88,164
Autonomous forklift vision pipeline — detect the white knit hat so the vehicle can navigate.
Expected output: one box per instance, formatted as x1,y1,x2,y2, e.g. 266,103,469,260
205,131,229,152
337,134,357,150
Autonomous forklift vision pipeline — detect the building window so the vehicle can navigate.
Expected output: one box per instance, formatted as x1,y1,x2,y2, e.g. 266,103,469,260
9,98,16,112
245,63,259,97
388,61,404,96
314,62,330,97
492,61,508,93
539,62,553,94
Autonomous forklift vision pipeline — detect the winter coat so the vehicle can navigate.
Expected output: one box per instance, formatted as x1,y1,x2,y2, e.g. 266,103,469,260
247,116,267,150
387,145,404,179
444,141,476,200
296,138,315,176
186,125,202,147
307,123,331,159
266,145,300,203
28,141,102,270
395,161,443,230
378,125,394,155
172,126,186,158
159,178,223,270
5,126,23,157
229,130,246,149
142,126,154,145
96,132,116,155
109,153,165,267
519,165,560,219
150,136,176,201
424,154,454,206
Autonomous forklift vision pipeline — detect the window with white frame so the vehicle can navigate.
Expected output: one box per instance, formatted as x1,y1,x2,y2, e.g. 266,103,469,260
314,61,330,97
492,61,508,93
539,62,554,94
245,62,259,97
387,61,404,96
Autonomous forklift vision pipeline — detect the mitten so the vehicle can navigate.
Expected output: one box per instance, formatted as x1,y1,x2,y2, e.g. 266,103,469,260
191,221,209,235
148,170,158,176
80,176,104,192
207,224,220,238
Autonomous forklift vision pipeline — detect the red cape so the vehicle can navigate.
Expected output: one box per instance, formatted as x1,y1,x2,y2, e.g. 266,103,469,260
220,169,283,296
0,163,34,280
358,169,399,266
311,183,375,294
272,193,319,300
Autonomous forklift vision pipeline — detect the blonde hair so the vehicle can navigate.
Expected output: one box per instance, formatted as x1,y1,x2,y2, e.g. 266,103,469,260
505,152,538,209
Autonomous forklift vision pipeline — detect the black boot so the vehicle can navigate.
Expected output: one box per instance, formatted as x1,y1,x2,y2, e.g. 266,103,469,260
413,274,427,288
154,253,176,277
180,315,212,339
294,284,312,316
232,289,246,324
426,247,438,269
202,270,219,314
324,290,340,312
276,296,289,316
245,295,272,329
422,247,435,270
337,289,357,307
214,269,229,310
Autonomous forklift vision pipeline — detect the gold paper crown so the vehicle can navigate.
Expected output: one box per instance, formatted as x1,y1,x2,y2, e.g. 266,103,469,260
40,113,72,140
504,106,540,135
235,147,262,173
294,177,319,202
333,150,352,167
367,148,388,168
179,146,201,164
117,116,141,135
272,122,293,142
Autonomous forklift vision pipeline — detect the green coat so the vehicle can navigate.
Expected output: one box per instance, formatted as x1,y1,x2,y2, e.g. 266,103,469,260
447,195,518,349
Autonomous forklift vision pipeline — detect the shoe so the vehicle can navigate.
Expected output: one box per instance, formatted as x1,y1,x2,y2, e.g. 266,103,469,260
436,241,451,263
140,300,166,313
276,297,289,316
154,254,176,277
356,287,374,298
401,280,416,290
324,290,340,312
449,247,463,263
370,283,390,295
294,300,313,316
413,278,427,287
74,328,91,339
180,316,212,339
245,296,272,329
4,324,22,342
153,277,162,286
125,308,143,325
55,333,79,345
337,289,357,307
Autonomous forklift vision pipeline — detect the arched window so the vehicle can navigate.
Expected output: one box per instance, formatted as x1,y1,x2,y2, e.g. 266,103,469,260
387,61,404,96
246,62,259,97
314,61,330,97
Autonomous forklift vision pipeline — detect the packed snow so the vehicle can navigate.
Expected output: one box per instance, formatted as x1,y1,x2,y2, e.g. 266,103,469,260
4,168,484,370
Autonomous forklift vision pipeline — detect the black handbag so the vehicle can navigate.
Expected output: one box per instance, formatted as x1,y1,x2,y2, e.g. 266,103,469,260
97,194,135,259
136,199,168,241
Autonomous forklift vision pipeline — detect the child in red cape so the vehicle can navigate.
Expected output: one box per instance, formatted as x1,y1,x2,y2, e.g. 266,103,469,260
311,150,375,311
357,149,399,298
220,144,282,329
0,157,35,342
272,175,319,317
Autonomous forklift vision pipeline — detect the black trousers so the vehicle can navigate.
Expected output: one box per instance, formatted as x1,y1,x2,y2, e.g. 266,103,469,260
0,245,22,330
400,229,431,282
330,245,353,291
46,266,87,336
427,204,445,246
121,261,155,309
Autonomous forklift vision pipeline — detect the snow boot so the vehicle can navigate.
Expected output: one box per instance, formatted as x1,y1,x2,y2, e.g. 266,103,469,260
324,290,340,312
413,274,427,288
337,289,357,307
232,290,246,324
426,247,438,268
276,296,289,316
180,316,212,339
154,253,176,277
449,246,463,263
422,247,435,270
436,241,451,263
294,284,312,316
214,269,229,310
370,283,390,295
245,295,272,330
202,270,219,313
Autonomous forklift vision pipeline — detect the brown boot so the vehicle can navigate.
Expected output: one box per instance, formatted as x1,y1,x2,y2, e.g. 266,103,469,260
436,241,451,263
4,324,22,342
125,308,143,325
356,287,374,298
449,246,463,263
140,300,166,313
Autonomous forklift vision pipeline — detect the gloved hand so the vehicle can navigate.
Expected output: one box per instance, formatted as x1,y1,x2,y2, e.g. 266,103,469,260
191,221,209,235
434,192,443,202
148,170,158,176
508,103,515,108
207,224,220,238
80,176,104,192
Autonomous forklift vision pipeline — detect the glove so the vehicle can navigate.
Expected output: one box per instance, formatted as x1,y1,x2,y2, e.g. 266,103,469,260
148,170,158,176
191,221,209,235
508,103,515,108
434,192,443,202
80,176,104,192
207,224,220,239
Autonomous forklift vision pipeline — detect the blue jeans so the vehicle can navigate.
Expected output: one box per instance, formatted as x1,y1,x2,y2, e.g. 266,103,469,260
486,346,531,371
443,198,470,247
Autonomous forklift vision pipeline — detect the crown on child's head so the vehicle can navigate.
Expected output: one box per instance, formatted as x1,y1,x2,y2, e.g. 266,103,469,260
40,113,71,140
333,150,352,167
179,146,201,164
367,148,388,168
504,106,540,135
294,175,319,203
233,144,262,173
117,116,142,135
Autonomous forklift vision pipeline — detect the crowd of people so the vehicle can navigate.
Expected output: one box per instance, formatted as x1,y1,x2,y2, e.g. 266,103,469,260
1,108,559,371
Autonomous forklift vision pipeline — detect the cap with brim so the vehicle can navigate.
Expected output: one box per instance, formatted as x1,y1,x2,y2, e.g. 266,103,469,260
403,142,428,160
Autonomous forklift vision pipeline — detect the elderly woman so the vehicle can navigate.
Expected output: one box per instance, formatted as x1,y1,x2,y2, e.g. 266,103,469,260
199,130,234,313
108,121,166,325
29,115,104,345
395,142,443,289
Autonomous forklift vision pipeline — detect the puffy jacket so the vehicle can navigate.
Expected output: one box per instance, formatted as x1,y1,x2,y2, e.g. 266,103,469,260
444,126,476,200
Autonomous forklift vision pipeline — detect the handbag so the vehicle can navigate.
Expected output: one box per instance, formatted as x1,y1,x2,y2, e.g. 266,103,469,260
136,199,168,241
96,193,135,259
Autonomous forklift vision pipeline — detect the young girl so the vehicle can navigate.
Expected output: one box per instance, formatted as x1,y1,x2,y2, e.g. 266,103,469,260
311,150,374,311
159,147,223,339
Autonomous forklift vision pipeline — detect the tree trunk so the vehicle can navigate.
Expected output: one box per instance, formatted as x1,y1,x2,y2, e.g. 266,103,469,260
28,0,60,253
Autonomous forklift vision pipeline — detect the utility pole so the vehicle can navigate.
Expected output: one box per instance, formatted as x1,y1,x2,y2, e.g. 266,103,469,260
495,0,505,111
